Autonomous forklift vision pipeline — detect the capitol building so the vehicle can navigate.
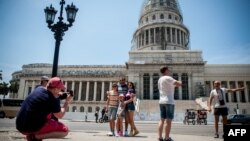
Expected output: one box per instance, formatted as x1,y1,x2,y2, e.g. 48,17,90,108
11,0,250,121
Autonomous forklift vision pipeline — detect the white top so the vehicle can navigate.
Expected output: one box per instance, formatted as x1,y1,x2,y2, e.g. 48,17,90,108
158,75,176,105
210,88,228,108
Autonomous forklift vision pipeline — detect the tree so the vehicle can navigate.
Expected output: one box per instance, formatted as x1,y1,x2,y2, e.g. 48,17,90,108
0,70,2,80
0,82,9,97
0,70,10,98
9,80,19,94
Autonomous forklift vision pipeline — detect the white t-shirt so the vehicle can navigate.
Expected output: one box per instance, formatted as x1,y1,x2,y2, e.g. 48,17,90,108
158,75,176,104
210,88,228,108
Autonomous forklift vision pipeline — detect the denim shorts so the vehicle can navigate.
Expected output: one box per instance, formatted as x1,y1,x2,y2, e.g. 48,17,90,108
108,107,118,120
125,103,135,111
159,104,175,120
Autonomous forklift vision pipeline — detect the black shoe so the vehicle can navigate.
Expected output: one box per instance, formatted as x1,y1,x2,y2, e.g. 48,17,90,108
165,137,174,141
158,138,164,141
214,133,219,138
26,135,42,141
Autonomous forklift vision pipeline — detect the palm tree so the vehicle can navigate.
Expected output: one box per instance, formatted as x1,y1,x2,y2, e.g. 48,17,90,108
0,70,2,81
0,70,10,98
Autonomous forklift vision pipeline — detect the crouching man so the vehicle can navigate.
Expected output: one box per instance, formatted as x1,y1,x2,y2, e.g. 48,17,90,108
16,77,73,141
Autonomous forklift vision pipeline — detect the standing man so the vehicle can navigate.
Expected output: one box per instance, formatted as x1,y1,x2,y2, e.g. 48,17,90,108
35,76,49,88
157,66,182,141
207,80,245,138
16,77,73,141
117,77,129,136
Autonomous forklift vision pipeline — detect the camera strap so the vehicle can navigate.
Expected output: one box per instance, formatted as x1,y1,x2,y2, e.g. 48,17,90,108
219,89,225,100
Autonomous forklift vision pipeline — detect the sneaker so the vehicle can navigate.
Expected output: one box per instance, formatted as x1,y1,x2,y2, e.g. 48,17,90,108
133,130,139,136
214,133,219,138
165,137,174,141
119,131,123,136
107,131,113,136
124,131,129,137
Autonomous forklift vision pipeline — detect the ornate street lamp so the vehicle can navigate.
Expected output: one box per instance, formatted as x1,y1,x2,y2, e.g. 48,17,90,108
44,0,78,77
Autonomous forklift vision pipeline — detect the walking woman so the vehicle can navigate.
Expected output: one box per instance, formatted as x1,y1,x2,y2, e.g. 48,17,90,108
124,82,139,136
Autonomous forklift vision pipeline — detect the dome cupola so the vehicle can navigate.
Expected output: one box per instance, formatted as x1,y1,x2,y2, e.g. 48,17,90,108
131,0,190,51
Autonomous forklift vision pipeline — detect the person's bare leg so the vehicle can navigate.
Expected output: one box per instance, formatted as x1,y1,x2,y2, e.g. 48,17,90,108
165,119,172,139
125,111,129,132
214,115,219,134
128,111,139,136
116,118,120,133
35,131,68,139
120,117,123,135
222,115,227,137
158,119,164,139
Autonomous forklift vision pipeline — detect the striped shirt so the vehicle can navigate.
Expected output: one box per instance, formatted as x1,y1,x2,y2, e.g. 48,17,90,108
107,90,119,108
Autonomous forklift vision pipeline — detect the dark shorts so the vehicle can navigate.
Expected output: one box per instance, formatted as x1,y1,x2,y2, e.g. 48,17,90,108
126,103,135,111
214,107,228,116
159,104,175,120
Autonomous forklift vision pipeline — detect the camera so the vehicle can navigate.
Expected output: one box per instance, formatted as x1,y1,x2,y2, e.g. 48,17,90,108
219,99,225,105
59,90,74,100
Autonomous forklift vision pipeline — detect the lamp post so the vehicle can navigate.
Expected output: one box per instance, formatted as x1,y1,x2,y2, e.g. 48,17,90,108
44,0,78,77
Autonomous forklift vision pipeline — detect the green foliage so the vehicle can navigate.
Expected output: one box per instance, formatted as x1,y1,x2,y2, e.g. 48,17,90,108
9,80,19,93
0,82,9,95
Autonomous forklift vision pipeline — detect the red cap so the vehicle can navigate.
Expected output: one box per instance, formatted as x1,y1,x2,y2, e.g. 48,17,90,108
47,77,65,91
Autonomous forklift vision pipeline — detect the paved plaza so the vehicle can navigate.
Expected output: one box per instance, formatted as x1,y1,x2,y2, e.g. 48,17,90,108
0,119,224,141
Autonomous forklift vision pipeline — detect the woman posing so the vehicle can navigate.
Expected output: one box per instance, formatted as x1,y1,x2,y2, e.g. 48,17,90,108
124,82,139,136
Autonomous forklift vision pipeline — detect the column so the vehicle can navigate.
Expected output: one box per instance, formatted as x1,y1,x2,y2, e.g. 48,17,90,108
138,34,140,48
165,27,168,44
183,33,186,46
31,80,35,91
78,81,82,101
149,29,151,44
210,81,213,91
108,82,112,91
236,81,241,102
23,80,28,99
101,81,105,101
180,30,182,46
65,81,68,90
175,28,177,44
150,73,153,100
178,73,182,100
139,74,143,100
188,73,192,100
244,81,249,102
72,81,75,92
93,81,97,101
154,27,156,44
170,27,172,43
86,81,89,101
144,30,146,46
72,81,75,101
227,81,232,102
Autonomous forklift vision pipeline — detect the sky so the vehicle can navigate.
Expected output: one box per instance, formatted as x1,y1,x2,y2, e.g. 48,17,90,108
0,0,250,83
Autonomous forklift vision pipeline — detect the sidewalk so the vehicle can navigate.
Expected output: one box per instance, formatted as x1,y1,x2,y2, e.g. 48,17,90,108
0,129,223,141
48,130,223,141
